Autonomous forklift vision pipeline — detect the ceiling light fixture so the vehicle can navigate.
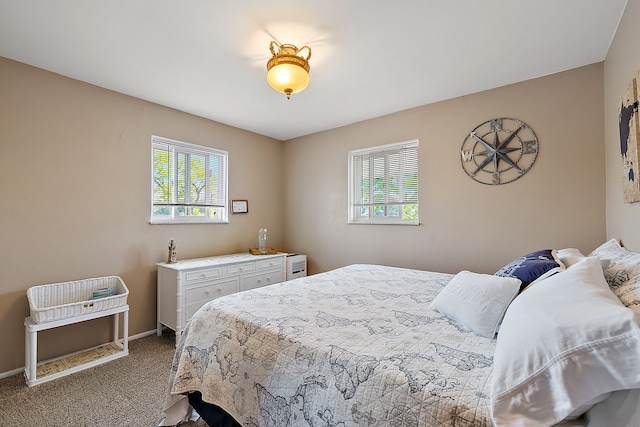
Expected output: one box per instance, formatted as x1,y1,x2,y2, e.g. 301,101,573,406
266,41,311,99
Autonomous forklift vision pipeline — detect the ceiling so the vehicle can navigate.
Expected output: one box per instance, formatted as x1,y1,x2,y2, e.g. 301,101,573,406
0,1,628,141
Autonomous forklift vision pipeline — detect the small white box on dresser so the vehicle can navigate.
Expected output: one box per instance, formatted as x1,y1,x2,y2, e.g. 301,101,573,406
157,252,287,344
286,254,307,280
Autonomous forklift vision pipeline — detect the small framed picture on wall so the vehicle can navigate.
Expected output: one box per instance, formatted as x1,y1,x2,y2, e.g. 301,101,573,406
232,200,248,214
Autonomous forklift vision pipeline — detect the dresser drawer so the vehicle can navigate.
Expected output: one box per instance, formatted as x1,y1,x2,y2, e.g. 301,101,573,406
184,267,223,284
256,258,284,271
225,262,255,275
243,269,284,291
184,278,238,320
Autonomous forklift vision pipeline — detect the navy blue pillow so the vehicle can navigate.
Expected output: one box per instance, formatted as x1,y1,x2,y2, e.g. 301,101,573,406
495,249,564,291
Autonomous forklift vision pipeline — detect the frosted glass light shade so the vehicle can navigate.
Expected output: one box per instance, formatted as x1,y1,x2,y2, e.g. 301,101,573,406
266,63,310,97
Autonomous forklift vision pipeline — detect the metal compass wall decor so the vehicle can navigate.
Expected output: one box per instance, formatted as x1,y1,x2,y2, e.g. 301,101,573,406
460,118,539,185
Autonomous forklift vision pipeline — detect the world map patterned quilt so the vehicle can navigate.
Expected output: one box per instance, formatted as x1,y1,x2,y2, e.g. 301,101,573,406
163,264,496,426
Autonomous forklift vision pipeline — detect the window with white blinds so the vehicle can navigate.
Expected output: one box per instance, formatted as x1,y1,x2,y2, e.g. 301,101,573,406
349,139,419,225
151,136,228,224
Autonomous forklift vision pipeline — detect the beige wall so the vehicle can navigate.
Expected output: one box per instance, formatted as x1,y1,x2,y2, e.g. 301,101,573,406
0,54,610,375
283,63,606,276
0,57,284,374
604,0,640,251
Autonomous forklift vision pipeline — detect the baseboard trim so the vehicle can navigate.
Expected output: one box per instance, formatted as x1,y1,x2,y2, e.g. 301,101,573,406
0,366,23,380
0,328,161,380
131,328,161,340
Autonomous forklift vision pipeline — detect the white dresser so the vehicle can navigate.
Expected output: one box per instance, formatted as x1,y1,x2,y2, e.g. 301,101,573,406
157,252,287,342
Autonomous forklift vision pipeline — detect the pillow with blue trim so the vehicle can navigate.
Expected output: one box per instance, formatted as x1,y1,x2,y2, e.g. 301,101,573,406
495,249,565,291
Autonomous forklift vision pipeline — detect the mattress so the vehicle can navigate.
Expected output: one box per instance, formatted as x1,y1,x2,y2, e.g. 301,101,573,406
162,264,496,426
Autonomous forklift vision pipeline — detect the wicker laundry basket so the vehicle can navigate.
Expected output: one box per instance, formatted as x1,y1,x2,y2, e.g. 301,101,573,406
27,276,129,323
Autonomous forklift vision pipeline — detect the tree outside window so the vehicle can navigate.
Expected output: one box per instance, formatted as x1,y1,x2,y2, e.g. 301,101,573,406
151,136,228,224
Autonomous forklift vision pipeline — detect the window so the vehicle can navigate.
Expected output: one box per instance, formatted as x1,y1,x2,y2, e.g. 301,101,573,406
151,136,228,224
349,139,419,225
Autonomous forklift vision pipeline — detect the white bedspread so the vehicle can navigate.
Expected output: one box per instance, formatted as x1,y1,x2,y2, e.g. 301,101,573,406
162,264,496,426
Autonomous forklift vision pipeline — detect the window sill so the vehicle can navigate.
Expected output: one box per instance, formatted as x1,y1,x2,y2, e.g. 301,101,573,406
149,219,229,225
347,220,420,226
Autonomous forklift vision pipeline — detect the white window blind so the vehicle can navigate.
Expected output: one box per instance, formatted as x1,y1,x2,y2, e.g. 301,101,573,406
151,136,228,224
349,139,419,225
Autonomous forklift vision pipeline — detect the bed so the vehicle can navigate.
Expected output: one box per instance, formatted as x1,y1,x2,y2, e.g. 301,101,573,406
161,240,640,427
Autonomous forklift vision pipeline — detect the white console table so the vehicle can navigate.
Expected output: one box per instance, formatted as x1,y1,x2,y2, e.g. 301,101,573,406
24,304,129,386
157,252,286,343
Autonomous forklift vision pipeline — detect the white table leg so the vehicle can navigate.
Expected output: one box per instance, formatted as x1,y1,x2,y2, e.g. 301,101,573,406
113,312,119,345
28,326,37,382
24,324,30,380
123,310,129,352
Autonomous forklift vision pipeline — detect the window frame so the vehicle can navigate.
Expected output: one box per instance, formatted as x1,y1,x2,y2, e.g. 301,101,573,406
348,139,419,225
150,135,229,224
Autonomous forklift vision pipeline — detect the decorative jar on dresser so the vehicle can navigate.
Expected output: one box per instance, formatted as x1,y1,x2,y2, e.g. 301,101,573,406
157,252,287,343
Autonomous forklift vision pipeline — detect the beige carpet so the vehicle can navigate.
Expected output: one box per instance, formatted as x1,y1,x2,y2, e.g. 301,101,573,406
0,333,208,427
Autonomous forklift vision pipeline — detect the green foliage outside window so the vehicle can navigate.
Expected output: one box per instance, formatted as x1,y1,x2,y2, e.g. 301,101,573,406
152,137,227,223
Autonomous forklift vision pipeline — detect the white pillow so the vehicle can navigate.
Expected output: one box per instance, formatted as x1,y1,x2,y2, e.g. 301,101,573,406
490,257,640,426
429,271,521,338
590,238,640,310
558,247,611,271
556,248,586,268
